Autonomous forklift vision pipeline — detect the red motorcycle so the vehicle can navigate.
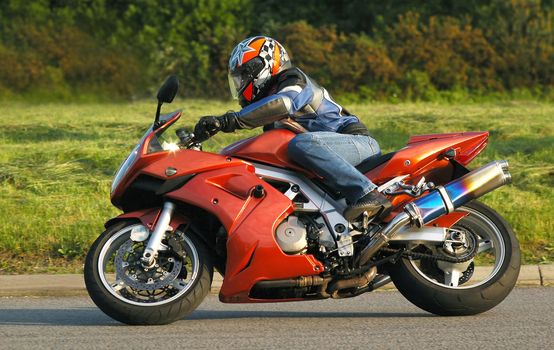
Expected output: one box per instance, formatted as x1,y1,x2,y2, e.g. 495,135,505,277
85,76,520,325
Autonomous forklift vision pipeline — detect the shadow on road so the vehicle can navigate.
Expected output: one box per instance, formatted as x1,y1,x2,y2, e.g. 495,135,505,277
0,307,431,326
0,308,117,326
188,310,432,320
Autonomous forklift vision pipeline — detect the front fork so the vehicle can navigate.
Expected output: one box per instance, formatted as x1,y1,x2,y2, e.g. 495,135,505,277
141,201,175,267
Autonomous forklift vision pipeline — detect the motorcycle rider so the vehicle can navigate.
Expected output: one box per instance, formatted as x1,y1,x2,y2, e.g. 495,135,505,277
193,36,391,221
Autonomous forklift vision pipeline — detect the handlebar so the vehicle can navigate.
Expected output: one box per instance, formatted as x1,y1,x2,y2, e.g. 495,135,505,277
176,128,201,149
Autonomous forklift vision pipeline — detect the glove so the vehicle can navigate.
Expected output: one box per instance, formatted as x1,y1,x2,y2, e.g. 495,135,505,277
193,112,239,142
193,116,221,142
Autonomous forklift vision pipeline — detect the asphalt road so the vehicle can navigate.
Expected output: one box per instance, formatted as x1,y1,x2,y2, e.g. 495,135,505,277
0,288,552,349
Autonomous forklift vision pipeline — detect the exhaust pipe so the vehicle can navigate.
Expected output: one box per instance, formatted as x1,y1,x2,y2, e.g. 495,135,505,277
358,160,512,265
327,266,377,299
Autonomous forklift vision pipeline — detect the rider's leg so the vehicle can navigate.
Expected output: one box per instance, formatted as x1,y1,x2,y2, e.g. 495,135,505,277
287,132,390,221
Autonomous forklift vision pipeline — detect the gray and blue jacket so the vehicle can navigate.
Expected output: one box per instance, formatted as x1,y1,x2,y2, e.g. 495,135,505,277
225,68,369,135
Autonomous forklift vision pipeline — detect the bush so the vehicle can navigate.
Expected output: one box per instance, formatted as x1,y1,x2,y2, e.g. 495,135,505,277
277,21,339,87
0,0,552,101
486,0,554,89
0,21,142,99
329,33,398,96
278,21,397,98
387,12,503,93
275,4,553,101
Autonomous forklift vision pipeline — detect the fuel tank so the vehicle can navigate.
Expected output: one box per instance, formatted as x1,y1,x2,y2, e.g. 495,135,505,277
220,129,308,173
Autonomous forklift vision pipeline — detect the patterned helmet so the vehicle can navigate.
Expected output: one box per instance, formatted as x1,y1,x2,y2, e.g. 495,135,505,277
228,36,291,106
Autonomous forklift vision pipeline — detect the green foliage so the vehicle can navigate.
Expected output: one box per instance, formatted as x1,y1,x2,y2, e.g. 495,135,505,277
487,0,554,89
0,0,250,100
277,3,552,100
0,1,143,99
97,0,251,97
387,12,502,92
277,22,397,98
0,0,552,100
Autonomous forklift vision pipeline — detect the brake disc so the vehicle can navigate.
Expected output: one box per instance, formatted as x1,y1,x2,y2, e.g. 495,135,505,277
114,240,182,291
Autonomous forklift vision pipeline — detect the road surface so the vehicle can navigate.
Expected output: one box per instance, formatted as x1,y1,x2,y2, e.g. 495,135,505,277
0,288,552,349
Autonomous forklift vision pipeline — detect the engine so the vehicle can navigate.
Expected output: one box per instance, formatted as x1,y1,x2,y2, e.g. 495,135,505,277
275,215,335,255
275,216,307,254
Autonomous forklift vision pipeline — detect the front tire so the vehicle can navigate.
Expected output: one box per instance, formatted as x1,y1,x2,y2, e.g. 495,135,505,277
387,201,520,316
84,220,213,325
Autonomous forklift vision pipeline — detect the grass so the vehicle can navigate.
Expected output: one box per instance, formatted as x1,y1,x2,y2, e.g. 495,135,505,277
0,99,553,273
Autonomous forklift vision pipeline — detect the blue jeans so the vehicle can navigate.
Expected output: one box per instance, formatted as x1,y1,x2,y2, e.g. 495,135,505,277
288,132,380,204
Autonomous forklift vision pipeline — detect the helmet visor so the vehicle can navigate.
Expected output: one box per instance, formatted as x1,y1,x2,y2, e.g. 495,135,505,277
227,57,265,100
228,71,242,100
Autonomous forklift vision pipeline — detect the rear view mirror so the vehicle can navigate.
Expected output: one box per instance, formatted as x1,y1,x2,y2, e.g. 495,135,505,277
157,75,179,104
154,75,179,126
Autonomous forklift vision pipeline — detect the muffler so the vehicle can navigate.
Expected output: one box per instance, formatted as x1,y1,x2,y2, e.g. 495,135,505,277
358,160,511,265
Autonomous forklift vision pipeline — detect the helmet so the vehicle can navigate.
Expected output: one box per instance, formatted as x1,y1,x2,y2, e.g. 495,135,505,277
228,36,291,106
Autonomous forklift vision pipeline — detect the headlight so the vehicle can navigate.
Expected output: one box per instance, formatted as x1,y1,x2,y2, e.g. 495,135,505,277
111,144,140,194
161,141,180,152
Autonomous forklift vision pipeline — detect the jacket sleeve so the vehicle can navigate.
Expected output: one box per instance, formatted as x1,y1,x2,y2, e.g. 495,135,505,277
231,85,317,130
221,67,317,130
233,93,295,129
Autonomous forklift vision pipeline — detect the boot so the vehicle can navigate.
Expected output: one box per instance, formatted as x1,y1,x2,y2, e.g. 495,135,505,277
343,190,392,222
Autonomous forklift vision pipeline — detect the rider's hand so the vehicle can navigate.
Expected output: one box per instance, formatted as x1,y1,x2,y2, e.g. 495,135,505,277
193,116,221,142
193,112,239,142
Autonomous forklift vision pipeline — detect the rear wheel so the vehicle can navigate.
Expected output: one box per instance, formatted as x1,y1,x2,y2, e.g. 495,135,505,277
387,201,520,316
84,220,213,325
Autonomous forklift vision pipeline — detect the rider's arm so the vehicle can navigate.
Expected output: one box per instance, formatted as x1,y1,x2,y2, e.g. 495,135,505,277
194,90,303,140
215,67,315,132
231,91,299,129
220,86,315,133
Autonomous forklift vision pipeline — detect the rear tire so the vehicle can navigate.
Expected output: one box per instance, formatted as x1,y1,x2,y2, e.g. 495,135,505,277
84,220,213,325
387,201,520,316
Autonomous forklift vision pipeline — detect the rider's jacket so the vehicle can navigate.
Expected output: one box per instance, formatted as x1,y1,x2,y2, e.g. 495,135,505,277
231,68,369,135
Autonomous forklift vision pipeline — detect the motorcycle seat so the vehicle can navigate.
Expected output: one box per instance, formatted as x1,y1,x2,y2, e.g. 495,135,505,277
355,152,396,173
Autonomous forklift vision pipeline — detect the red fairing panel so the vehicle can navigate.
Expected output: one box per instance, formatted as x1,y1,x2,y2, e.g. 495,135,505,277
111,149,249,208
165,163,324,303
428,212,469,228
141,150,250,183
220,129,312,175
406,131,488,166
368,131,488,183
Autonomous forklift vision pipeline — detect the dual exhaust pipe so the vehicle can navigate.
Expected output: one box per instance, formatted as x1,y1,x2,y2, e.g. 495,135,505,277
358,160,512,265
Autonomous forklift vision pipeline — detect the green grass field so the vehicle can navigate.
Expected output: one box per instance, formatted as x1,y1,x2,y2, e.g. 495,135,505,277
0,99,553,273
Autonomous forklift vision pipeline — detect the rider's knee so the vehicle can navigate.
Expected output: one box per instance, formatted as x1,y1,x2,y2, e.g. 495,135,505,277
288,133,317,160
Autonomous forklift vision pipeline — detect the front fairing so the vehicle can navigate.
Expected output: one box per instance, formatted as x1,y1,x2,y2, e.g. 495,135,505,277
110,111,182,202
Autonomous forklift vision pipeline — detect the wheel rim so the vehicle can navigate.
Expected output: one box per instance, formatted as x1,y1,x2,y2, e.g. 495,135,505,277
408,206,506,289
97,224,200,306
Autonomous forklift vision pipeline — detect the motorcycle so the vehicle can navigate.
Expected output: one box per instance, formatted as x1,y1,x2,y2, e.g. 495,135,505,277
84,75,520,325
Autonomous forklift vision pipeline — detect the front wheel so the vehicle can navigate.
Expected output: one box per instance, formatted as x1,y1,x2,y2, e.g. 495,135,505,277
84,220,213,325
387,201,520,316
